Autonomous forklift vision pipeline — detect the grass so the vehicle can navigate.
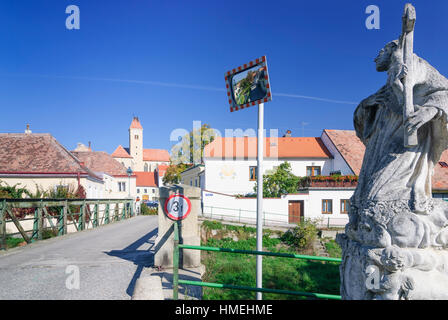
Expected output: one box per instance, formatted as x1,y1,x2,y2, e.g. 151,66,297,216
201,223,341,300
323,239,342,258
5,237,25,249
3,227,59,249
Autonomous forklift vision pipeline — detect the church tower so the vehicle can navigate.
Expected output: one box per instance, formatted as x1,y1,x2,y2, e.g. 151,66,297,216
129,117,144,171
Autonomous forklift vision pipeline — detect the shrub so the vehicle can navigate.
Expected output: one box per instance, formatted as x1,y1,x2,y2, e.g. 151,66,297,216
202,220,223,231
323,239,342,258
140,204,158,215
281,219,319,250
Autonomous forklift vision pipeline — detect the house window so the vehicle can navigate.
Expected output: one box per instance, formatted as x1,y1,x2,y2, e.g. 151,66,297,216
152,189,155,194
322,199,333,214
249,166,257,181
137,189,140,194
118,182,126,192
195,179,198,187
307,166,321,176
144,163,148,172
144,189,147,193
190,180,193,186
135,135,139,139
340,199,350,214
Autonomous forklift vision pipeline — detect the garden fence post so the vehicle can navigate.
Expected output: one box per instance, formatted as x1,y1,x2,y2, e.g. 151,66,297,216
80,201,86,231
173,221,179,300
63,201,68,235
37,201,43,240
58,205,64,236
0,200,6,250
105,203,110,224
94,202,99,227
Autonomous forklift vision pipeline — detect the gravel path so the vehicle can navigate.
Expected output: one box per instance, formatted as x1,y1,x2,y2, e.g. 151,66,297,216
0,215,158,300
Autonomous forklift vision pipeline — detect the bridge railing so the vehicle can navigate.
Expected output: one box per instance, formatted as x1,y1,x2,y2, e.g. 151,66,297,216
0,198,136,250
172,222,342,300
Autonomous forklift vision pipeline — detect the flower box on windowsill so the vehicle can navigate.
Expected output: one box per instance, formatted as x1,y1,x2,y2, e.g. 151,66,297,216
298,175,358,189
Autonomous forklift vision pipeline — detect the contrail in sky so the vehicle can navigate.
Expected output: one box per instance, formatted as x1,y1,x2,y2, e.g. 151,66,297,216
1,73,358,105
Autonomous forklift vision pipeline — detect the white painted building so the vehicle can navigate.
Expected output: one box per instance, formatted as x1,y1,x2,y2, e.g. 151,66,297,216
180,164,205,188
111,117,170,172
201,129,448,227
72,150,137,199
135,172,159,202
201,131,364,227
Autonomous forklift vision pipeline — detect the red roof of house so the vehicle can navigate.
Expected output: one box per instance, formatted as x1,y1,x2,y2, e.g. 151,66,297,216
433,150,448,190
156,164,169,176
0,133,100,180
129,117,143,129
143,149,170,162
72,151,127,177
204,137,333,159
323,129,365,175
111,145,132,158
135,171,157,187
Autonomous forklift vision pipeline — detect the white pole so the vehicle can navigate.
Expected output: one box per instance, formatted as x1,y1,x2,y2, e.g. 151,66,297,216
256,102,264,300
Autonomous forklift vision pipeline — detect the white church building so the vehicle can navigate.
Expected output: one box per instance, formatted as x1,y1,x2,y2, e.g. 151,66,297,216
111,117,170,172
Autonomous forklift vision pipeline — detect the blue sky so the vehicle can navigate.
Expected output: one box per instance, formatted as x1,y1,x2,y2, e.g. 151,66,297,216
1,0,448,154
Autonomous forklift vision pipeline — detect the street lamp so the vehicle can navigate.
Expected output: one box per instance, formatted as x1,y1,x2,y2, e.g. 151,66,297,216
126,167,133,199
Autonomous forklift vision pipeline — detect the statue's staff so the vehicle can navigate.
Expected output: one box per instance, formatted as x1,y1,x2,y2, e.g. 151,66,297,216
400,3,417,147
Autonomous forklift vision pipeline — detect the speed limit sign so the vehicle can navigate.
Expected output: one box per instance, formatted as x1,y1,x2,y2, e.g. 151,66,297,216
164,194,192,220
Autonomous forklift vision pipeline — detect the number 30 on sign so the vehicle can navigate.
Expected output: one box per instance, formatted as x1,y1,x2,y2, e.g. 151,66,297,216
164,194,192,221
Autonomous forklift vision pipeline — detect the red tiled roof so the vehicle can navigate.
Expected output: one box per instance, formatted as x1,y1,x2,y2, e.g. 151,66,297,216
156,164,169,176
204,137,333,159
111,145,132,158
129,117,143,129
143,149,170,162
130,117,143,129
433,150,448,190
72,151,127,177
0,133,99,179
323,130,365,175
135,171,157,187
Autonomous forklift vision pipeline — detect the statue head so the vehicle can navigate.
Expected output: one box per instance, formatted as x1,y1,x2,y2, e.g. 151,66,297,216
374,40,399,72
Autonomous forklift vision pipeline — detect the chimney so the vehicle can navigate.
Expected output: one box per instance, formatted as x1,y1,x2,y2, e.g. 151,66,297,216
25,124,32,134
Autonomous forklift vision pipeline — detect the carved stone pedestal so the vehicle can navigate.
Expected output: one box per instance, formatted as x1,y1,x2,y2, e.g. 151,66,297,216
337,199,448,300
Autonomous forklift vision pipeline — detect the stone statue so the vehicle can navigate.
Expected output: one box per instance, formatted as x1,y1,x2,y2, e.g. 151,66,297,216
337,3,448,299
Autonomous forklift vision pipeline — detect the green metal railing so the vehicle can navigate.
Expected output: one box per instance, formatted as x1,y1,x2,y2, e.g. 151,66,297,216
0,198,135,250
172,222,342,300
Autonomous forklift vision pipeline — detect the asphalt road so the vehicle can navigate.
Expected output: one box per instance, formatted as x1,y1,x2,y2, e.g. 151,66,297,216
0,215,158,300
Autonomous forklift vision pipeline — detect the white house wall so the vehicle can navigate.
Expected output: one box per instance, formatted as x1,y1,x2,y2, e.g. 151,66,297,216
202,189,351,227
204,158,331,195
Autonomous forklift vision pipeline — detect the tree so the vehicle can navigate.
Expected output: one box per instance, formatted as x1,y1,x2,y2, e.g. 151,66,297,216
171,124,217,165
253,162,300,198
162,163,191,185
